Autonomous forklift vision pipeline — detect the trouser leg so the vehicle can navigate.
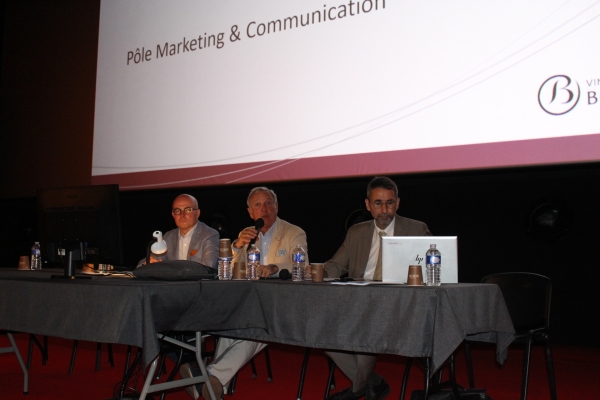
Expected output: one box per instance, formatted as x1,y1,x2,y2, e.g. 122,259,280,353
207,338,266,388
325,350,377,392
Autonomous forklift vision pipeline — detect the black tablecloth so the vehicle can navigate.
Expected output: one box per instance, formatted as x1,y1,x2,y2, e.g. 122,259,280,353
0,270,515,372
192,280,515,373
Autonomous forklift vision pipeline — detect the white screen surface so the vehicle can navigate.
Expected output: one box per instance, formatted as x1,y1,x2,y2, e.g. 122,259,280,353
92,0,600,189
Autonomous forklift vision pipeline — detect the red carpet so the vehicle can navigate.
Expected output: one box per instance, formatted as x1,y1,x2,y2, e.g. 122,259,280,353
1,335,598,399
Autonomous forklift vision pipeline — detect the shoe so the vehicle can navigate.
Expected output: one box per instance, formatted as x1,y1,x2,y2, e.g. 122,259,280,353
179,363,201,400
327,386,366,400
202,375,224,400
366,375,390,400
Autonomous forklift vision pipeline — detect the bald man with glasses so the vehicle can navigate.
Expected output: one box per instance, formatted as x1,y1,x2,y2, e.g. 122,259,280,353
137,194,219,268
324,177,431,400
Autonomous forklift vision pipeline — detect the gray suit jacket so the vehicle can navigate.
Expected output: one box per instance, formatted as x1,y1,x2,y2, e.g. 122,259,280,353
325,215,431,279
137,221,219,268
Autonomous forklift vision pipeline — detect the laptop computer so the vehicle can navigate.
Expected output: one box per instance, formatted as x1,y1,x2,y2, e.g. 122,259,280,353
381,236,458,283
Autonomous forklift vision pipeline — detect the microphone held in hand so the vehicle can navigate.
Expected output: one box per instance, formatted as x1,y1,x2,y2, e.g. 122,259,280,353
247,218,265,250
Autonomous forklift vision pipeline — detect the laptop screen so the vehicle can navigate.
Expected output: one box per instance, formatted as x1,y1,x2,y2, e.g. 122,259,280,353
381,236,458,283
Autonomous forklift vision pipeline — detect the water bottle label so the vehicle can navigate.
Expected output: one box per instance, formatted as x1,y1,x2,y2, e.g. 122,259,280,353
292,253,305,263
426,255,440,265
218,257,232,262
248,253,260,262
32,249,40,256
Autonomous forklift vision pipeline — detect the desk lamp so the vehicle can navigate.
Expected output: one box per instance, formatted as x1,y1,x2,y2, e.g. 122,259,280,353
146,231,167,265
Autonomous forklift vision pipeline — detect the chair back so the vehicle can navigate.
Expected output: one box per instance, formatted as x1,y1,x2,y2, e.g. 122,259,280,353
481,272,551,333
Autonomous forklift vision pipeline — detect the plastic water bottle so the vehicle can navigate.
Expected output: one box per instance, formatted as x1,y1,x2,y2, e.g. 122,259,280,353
425,244,441,286
291,244,306,282
247,244,260,281
31,242,42,270
218,256,232,280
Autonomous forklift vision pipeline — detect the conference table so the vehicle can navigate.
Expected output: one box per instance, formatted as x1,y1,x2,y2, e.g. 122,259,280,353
0,269,515,398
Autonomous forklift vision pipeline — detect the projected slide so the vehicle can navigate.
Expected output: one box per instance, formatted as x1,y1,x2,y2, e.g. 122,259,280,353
92,0,600,189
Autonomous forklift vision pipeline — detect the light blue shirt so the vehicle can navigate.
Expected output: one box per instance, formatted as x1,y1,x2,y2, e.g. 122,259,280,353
232,219,278,265
259,219,277,265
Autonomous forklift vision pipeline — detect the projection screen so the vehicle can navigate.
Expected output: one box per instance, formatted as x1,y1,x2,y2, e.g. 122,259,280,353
92,0,600,190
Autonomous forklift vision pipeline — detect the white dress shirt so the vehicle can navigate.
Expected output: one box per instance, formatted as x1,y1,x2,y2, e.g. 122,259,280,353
363,218,395,280
177,222,197,260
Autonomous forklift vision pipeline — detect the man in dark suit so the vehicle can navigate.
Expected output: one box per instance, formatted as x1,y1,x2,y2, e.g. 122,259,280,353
137,194,219,268
324,176,431,400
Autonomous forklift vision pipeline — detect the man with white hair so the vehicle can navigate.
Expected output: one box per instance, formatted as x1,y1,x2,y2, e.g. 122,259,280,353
181,186,308,400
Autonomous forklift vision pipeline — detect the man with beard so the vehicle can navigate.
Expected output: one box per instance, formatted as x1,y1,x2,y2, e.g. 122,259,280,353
324,176,431,400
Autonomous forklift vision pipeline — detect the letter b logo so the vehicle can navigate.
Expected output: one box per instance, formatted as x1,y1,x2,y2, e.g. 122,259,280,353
538,75,580,115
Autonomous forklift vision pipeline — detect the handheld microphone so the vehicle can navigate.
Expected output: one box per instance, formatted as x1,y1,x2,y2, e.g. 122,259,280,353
259,268,290,280
247,218,265,251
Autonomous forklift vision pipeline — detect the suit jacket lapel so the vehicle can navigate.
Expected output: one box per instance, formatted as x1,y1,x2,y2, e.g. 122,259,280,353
393,214,403,236
268,218,282,263
166,230,180,260
355,221,374,277
188,222,204,260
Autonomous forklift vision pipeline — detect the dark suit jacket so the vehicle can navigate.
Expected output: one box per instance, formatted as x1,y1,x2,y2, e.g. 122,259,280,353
137,221,219,268
325,215,431,278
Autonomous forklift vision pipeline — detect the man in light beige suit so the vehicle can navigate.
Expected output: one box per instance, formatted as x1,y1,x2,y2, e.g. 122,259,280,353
181,186,307,400
232,186,308,276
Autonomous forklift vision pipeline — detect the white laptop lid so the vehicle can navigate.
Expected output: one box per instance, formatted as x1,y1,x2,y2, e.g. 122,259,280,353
381,236,458,283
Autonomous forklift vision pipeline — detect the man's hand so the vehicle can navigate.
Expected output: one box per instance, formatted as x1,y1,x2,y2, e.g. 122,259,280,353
259,264,278,277
233,227,259,249
148,256,162,263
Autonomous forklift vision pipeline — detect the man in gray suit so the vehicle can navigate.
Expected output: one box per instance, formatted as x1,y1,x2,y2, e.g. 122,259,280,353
325,176,431,400
138,194,219,268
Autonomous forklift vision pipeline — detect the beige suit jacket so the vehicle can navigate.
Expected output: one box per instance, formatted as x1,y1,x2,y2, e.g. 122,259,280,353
232,217,308,273
325,214,431,279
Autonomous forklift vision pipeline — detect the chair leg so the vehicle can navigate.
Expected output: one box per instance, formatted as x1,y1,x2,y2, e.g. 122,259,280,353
42,335,48,365
96,342,102,371
156,354,167,380
120,348,142,399
448,354,461,399
325,357,336,399
423,358,431,400
108,343,114,367
123,345,132,377
250,357,257,378
464,341,475,388
264,347,273,382
297,347,311,400
228,372,238,395
69,340,79,375
399,358,413,400
27,334,48,369
543,336,558,400
330,361,336,390
520,335,533,400
27,334,34,369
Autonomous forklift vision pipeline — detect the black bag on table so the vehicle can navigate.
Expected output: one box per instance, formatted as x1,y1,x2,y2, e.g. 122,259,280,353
132,260,217,280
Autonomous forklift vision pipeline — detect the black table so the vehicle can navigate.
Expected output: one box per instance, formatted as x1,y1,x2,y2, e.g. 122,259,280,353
0,270,515,397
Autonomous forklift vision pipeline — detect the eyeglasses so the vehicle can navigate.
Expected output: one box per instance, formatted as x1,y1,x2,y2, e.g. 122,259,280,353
250,201,276,209
172,207,198,215
370,199,397,209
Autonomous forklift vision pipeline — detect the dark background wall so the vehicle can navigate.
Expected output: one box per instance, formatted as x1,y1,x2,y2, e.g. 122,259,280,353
1,1,598,348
